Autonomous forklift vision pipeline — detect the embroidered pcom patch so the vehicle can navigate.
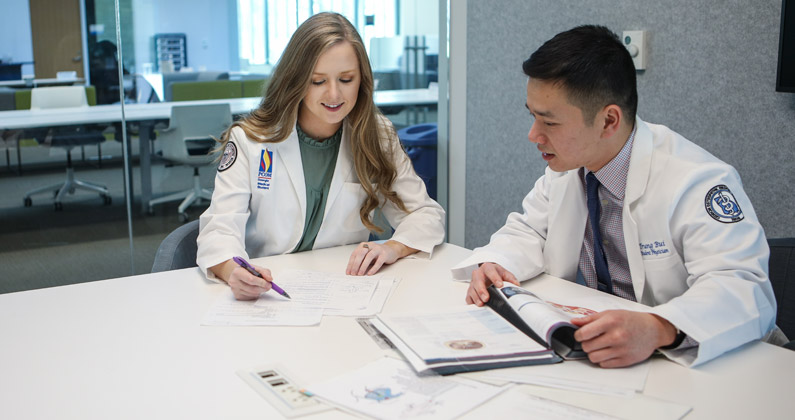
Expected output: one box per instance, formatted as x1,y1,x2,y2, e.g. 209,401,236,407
705,184,744,223
218,141,237,172
257,148,273,190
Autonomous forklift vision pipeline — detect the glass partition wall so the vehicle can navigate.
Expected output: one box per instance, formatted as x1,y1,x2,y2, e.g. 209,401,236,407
0,0,442,293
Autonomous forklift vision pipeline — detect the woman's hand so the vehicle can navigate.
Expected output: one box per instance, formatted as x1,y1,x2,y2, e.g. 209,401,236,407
210,259,273,300
346,240,416,275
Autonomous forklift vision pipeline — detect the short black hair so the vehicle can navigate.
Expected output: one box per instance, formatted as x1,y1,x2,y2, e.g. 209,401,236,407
522,25,638,124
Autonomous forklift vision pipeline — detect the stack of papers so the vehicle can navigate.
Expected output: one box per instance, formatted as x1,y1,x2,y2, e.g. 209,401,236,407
307,357,506,420
461,359,650,396
202,269,399,326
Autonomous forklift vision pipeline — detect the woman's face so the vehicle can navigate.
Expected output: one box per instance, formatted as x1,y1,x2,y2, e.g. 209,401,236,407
297,41,361,139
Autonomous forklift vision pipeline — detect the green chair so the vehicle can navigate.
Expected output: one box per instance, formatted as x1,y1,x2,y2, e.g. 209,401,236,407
242,78,270,97
171,80,242,101
14,86,96,110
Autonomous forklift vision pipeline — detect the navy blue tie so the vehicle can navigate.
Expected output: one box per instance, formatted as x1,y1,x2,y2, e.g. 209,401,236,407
586,172,614,294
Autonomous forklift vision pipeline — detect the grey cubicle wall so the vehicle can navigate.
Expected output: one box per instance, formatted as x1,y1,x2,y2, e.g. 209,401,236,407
464,0,795,248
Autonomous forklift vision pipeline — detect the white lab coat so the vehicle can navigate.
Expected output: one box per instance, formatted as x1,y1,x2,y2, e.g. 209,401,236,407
452,117,778,367
198,115,445,280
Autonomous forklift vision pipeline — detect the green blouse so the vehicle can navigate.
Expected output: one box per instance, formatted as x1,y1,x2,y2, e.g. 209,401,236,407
292,124,343,252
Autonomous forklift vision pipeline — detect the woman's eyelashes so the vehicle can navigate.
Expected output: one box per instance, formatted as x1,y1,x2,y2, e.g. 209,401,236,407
311,77,354,86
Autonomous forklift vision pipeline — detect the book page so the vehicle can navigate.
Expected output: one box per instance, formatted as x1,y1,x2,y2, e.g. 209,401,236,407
498,286,595,344
377,306,549,363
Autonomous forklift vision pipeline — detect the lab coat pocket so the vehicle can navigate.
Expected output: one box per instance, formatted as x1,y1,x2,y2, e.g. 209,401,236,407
642,255,688,301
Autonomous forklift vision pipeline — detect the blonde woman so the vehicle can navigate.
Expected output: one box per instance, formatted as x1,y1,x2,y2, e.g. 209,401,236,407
197,12,445,300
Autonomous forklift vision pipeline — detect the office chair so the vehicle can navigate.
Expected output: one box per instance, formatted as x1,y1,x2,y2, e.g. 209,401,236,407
151,220,200,272
23,86,111,210
768,238,795,349
147,103,231,221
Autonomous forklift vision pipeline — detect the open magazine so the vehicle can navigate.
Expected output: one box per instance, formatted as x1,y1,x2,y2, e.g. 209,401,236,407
486,285,589,360
369,284,597,375
371,306,563,375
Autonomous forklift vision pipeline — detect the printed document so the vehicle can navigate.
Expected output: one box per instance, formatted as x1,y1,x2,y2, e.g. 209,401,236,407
307,357,505,420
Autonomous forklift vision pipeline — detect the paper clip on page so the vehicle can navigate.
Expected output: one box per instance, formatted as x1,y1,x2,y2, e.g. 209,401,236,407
237,364,331,418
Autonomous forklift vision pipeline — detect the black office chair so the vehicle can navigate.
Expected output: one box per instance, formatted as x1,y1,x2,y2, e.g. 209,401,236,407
768,238,795,349
151,220,200,272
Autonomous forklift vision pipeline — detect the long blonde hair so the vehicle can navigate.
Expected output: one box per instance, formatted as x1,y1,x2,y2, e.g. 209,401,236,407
218,12,407,232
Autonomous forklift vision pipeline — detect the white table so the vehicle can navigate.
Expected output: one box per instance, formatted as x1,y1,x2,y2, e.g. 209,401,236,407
0,89,437,212
0,243,791,419
0,77,85,88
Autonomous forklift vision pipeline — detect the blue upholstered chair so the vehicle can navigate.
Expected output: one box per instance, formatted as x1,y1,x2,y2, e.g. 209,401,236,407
151,220,200,272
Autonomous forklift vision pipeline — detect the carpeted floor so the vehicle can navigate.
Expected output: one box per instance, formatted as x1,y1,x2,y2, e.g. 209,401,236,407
0,155,212,294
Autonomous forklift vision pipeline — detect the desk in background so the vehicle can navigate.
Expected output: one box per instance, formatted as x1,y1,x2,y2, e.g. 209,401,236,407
0,243,791,419
0,78,85,88
0,89,437,212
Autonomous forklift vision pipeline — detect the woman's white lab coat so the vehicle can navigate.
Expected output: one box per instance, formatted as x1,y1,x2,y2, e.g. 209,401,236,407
198,115,445,280
452,118,778,367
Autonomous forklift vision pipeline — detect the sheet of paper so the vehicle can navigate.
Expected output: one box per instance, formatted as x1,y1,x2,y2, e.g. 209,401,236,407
202,270,398,326
517,384,692,420
476,387,621,420
324,276,399,316
201,289,322,326
462,358,650,396
257,269,385,313
307,357,505,420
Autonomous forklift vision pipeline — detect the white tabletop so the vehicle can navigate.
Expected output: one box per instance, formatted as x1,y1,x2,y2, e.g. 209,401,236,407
0,78,85,88
0,243,790,419
0,89,438,130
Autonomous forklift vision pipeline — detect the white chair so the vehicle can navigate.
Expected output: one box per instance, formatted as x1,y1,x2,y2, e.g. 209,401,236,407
23,86,110,210
148,104,232,221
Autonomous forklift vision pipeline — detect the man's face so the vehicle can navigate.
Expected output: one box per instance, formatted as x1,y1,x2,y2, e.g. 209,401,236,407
525,78,607,172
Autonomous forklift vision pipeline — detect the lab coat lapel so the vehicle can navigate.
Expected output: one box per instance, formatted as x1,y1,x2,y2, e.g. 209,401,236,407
323,121,355,219
623,118,653,302
545,170,588,281
276,128,307,220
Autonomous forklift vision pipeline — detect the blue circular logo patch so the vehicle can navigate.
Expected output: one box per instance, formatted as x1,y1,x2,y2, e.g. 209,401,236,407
705,184,744,223
218,141,237,172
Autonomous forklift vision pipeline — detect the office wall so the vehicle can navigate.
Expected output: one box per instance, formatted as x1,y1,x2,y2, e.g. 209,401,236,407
130,0,237,72
1,0,34,75
464,0,795,247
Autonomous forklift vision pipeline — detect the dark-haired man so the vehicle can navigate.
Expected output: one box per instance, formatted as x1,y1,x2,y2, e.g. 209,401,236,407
453,25,783,368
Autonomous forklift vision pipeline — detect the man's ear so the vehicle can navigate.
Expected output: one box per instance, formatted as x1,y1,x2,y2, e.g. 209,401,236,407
599,104,623,139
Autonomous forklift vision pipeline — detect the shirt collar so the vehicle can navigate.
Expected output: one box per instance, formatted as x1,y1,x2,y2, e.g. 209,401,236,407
581,125,637,200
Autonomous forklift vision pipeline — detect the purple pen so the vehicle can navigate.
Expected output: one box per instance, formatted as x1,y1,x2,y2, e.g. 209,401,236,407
232,256,291,299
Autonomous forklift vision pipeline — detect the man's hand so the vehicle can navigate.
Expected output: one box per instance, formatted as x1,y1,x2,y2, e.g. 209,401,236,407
465,262,520,306
571,310,679,368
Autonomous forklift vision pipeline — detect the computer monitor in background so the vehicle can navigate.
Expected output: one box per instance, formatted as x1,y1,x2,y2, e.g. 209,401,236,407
777,0,795,92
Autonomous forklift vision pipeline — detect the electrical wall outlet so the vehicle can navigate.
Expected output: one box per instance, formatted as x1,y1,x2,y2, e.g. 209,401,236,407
623,30,648,70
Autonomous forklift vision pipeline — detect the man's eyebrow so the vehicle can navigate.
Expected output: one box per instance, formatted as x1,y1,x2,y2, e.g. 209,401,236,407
525,103,553,117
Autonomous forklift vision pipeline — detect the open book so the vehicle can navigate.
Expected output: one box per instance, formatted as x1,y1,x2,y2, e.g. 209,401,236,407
369,284,592,375
486,284,588,360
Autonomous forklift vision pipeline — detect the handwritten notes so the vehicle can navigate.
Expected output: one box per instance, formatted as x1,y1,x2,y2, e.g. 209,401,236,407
202,270,399,326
